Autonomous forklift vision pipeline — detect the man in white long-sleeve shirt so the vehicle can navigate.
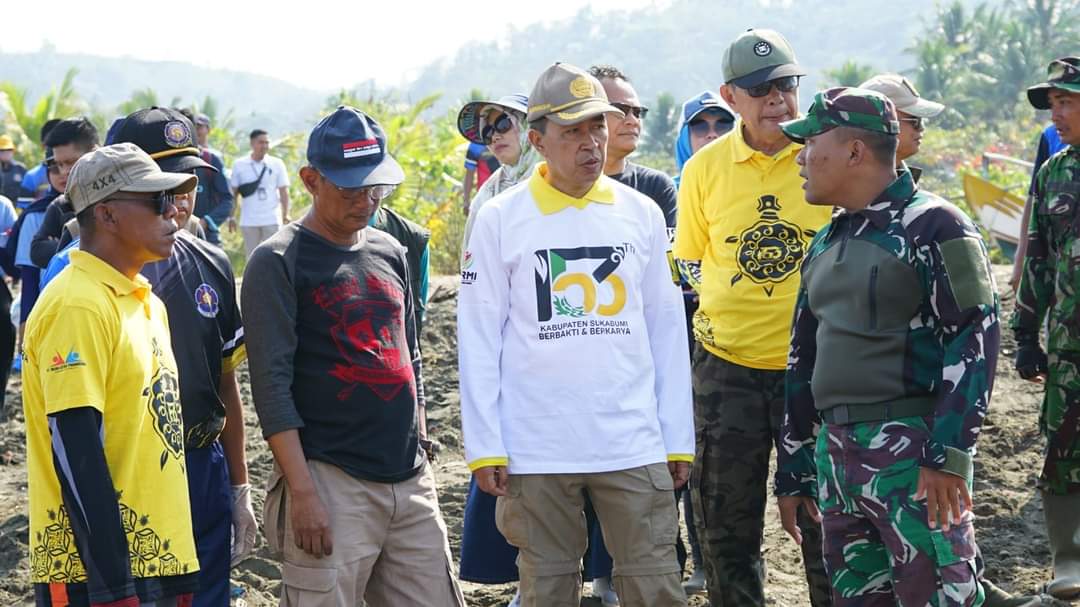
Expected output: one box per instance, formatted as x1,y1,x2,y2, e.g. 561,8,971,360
458,61,694,607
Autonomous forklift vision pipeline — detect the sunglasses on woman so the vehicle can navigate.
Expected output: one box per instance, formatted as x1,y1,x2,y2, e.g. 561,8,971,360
689,115,735,137
481,113,515,145
741,76,799,98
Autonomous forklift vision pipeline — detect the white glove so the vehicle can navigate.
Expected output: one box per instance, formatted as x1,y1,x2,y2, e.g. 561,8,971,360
230,483,257,568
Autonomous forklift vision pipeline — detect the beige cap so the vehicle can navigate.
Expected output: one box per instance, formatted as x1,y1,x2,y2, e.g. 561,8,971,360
67,142,197,214
527,62,623,126
858,74,944,119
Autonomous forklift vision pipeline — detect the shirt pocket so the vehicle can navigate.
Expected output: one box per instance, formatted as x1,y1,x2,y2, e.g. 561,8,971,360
1038,192,1077,253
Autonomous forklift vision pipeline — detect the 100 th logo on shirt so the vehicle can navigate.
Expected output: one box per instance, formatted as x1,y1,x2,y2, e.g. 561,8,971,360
533,244,635,323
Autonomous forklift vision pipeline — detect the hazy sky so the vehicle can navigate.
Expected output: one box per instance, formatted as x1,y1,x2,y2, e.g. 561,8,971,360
2,0,670,90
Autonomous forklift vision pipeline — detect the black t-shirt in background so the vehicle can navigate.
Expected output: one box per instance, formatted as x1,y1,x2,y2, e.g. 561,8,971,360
142,231,244,449
608,161,678,231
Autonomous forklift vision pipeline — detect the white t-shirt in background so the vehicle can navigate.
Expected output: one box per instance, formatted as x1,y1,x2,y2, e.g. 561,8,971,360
230,154,290,227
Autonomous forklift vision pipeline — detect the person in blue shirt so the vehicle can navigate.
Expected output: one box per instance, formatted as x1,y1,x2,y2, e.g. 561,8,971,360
1010,124,1069,291
189,112,234,246
0,136,27,204
674,91,736,188
0,194,18,414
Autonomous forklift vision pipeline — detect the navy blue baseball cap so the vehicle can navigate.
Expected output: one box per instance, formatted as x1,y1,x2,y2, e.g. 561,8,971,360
307,106,404,188
680,91,736,128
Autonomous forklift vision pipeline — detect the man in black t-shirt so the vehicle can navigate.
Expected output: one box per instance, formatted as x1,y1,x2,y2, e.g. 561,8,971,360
244,106,464,607
587,64,684,606
591,65,678,230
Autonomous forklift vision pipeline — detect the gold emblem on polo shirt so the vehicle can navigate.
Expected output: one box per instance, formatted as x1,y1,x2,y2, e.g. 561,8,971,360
569,76,594,99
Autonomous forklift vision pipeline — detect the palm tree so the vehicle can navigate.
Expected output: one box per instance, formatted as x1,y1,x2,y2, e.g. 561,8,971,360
0,68,86,165
823,61,878,87
641,92,678,157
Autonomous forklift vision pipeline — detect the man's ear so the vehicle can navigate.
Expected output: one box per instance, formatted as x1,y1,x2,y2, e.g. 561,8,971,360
528,129,545,157
849,138,867,167
93,203,119,234
719,84,737,109
299,166,320,196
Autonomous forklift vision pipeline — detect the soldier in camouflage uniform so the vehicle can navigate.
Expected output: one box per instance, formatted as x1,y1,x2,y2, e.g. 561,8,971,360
1012,56,1080,602
863,75,1051,607
774,87,998,606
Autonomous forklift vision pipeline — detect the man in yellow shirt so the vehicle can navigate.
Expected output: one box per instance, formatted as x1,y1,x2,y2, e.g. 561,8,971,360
23,143,200,607
673,28,832,607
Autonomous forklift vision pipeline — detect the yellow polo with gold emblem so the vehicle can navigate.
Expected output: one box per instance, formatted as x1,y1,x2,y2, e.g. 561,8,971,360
674,120,832,370
23,250,198,583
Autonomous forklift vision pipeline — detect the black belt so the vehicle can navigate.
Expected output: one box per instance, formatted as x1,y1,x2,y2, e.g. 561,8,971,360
819,396,936,426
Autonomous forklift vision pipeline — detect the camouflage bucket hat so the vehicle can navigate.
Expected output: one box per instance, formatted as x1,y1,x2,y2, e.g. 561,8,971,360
780,87,899,144
1027,57,1080,110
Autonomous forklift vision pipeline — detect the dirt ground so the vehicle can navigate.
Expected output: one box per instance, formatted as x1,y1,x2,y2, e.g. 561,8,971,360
0,267,1071,606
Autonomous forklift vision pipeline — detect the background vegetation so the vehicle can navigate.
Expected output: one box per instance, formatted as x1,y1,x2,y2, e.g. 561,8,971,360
0,0,1077,271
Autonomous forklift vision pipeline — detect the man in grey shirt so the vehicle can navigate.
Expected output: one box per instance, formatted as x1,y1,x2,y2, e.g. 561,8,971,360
243,106,464,607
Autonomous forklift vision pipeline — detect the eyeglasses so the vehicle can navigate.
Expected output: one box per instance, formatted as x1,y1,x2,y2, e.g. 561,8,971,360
105,191,177,215
899,116,925,131
741,76,799,98
611,102,649,120
481,113,515,145
689,117,735,137
330,182,397,202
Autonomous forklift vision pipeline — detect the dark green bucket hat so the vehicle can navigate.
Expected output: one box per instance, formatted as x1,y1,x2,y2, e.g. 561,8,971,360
780,87,899,144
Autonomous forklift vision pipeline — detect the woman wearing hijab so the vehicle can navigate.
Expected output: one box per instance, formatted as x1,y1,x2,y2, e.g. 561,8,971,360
671,90,736,597
458,94,540,254
674,90,736,187
454,93,541,607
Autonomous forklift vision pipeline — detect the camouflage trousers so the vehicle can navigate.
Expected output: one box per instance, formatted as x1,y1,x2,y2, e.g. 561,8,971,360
689,346,832,606
1040,352,1080,495
817,416,984,606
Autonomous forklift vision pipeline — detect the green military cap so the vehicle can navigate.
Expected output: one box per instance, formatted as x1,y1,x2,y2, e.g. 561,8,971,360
722,28,806,88
527,62,623,126
1027,56,1080,110
780,87,900,144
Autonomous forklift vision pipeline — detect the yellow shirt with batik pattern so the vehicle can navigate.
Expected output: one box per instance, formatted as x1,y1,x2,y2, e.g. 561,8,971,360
23,250,198,583
674,121,833,370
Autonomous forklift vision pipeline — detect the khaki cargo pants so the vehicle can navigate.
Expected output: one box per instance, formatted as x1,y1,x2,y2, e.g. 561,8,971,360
496,462,687,607
263,458,464,607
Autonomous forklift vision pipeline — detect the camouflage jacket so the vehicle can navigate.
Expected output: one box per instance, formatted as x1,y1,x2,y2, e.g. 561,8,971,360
1012,146,1080,352
775,172,1000,497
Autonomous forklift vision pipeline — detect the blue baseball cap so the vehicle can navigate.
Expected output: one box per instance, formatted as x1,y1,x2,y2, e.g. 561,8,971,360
680,91,736,128
307,106,404,188
457,94,528,144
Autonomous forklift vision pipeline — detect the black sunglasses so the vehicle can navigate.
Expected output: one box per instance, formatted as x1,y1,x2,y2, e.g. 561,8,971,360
899,116,925,131
689,116,735,137
106,191,177,215
481,113,515,145
611,102,649,120
741,76,800,98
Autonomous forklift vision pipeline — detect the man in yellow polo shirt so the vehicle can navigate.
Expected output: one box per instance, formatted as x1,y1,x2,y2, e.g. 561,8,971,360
23,143,200,607
673,29,832,607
